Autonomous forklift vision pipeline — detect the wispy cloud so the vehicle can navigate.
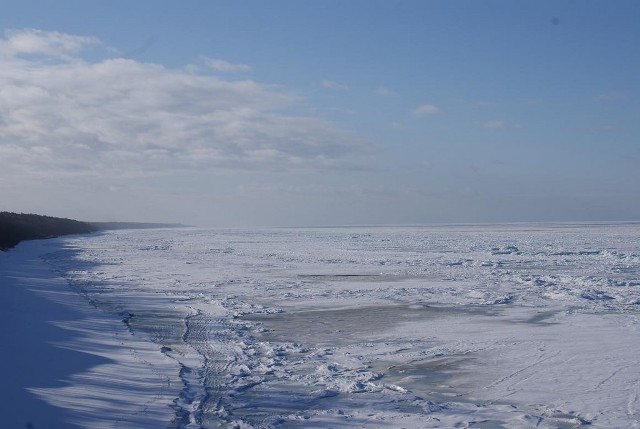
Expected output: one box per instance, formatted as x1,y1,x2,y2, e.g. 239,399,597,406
412,104,440,117
375,86,396,97
593,91,626,102
479,119,520,130
0,29,369,180
0,28,99,59
321,79,349,90
481,119,507,129
202,57,251,72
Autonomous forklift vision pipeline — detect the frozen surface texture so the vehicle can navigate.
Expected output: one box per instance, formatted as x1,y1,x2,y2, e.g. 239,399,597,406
0,239,182,429
7,223,640,428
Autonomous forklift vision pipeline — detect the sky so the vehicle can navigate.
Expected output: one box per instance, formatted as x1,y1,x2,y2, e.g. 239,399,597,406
0,0,638,227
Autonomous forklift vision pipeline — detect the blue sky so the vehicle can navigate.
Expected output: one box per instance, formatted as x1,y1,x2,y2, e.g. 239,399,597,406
0,1,638,226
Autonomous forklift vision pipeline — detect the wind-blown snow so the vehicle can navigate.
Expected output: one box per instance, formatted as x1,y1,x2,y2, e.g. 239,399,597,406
0,239,182,429
4,223,640,428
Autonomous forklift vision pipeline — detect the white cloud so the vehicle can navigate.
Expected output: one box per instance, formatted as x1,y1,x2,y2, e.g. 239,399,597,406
0,28,99,59
0,29,369,181
202,57,251,72
375,87,396,96
412,104,439,116
593,91,626,102
481,119,507,129
479,119,520,130
321,79,349,90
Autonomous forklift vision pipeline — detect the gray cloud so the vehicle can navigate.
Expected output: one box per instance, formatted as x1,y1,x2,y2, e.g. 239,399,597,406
0,29,369,180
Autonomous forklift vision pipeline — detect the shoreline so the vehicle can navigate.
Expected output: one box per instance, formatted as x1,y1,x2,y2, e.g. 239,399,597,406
0,238,181,428
1,239,88,429
0,211,190,251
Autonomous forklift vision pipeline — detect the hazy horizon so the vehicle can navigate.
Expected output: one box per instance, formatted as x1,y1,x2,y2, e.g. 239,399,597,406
1,1,638,227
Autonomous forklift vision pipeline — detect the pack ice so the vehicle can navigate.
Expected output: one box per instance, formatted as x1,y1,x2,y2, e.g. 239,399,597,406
4,223,640,428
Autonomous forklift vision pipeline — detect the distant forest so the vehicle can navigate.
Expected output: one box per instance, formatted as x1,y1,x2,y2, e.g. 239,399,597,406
0,212,189,251
0,212,98,250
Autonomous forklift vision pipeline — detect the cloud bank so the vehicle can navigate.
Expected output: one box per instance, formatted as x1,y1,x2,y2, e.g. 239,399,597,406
0,29,368,180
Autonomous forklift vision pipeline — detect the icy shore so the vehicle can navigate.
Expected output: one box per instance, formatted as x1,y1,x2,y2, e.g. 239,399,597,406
3,223,640,428
0,239,182,428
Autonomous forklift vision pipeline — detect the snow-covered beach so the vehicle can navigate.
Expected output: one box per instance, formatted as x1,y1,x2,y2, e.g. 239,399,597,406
3,223,640,428
0,238,182,428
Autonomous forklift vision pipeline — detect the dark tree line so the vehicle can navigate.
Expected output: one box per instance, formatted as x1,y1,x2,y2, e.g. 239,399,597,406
0,212,98,251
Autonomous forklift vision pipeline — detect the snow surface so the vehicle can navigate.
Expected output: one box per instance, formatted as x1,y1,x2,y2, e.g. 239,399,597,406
3,223,640,428
0,238,182,428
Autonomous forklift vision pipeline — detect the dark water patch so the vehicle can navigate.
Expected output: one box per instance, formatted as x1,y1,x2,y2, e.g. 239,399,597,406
244,304,498,347
524,310,561,325
228,382,327,425
381,356,466,397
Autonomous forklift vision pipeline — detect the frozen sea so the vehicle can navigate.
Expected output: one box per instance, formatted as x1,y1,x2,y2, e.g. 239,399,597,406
17,223,640,427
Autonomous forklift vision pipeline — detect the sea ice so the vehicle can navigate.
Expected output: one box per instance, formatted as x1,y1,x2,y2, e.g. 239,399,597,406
4,223,640,427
